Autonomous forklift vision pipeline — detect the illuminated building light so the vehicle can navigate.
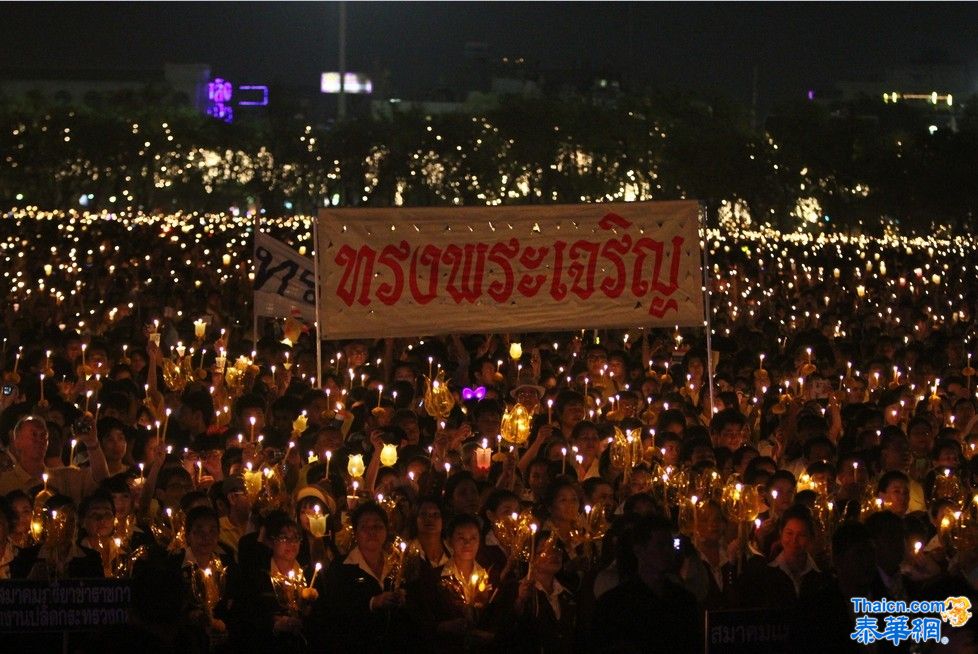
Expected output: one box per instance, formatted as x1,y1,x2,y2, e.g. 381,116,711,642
238,85,269,106
320,72,373,94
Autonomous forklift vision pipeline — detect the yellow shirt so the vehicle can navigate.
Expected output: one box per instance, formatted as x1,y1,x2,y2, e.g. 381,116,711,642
0,456,97,504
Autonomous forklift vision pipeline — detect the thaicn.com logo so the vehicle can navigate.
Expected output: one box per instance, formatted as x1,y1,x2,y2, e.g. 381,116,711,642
850,596,973,646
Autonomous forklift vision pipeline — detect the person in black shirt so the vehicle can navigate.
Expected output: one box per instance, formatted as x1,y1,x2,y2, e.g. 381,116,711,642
590,514,701,654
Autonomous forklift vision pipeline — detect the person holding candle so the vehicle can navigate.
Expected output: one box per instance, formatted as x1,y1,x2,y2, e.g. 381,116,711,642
876,470,912,517
690,499,735,609
96,416,130,477
569,421,602,480
406,496,451,579
294,485,337,568
406,513,495,653
493,529,578,654
154,505,236,640
315,501,405,653
7,494,60,577
75,491,118,576
734,505,829,609
539,479,585,586
477,489,521,585
3,490,33,549
0,498,16,579
590,513,701,653
218,475,253,558
0,414,108,504
232,515,317,652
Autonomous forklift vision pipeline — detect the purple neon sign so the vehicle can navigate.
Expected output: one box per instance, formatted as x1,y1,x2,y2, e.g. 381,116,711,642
205,78,269,123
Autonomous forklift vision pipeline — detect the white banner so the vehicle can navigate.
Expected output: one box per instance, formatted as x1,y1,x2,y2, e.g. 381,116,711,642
317,201,703,339
253,232,316,322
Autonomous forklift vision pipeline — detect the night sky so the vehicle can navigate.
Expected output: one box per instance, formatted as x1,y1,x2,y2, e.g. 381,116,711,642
4,2,978,108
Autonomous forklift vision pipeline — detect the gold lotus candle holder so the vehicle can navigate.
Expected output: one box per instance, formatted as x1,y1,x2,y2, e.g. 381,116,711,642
610,427,644,480
574,503,611,563
423,371,455,421
383,536,408,588
500,402,532,446
190,560,226,624
270,568,304,616
721,477,760,572
931,469,966,508
678,496,701,538
162,354,195,392
242,464,263,501
291,412,308,437
491,510,537,563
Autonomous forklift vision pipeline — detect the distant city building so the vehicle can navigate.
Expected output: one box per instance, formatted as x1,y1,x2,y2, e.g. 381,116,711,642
0,63,269,123
817,57,977,132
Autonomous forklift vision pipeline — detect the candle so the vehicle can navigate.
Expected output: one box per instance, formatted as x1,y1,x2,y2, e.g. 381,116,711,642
475,440,492,470
69,439,78,467
526,523,538,578
162,408,171,445
249,416,257,443
377,384,384,408
308,561,323,588
393,541,408,588
547,399,553,423
561,447,567,476
325,451,332,480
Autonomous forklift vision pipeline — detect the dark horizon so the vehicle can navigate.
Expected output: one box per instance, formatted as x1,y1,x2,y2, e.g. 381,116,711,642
3,2,978,110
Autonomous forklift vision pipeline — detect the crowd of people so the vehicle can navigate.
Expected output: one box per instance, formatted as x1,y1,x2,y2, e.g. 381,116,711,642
1,211,978,653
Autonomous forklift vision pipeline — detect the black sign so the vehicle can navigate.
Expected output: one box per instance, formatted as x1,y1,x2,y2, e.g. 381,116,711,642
706,608,791,654
0,579,131,632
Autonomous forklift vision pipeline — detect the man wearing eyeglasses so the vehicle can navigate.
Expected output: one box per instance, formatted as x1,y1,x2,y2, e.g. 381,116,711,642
0,414,108,502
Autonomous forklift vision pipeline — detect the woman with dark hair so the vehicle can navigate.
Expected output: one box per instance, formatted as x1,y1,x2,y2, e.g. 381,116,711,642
293,485,338,570
406,496,450,581
0,497,18,578
494,530,579,654
540,478,581,549
232,514,318,653
315,501,405,653
477,488,520,586
442,470,481,522
167,505,236,640
4,490,34,549
11,494,103,579
407,513,496,653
